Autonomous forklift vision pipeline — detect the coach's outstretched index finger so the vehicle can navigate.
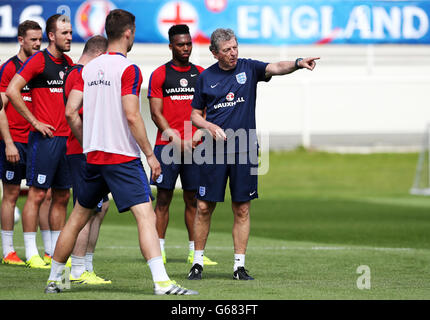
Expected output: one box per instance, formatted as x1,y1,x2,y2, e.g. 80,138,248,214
301,57,320,71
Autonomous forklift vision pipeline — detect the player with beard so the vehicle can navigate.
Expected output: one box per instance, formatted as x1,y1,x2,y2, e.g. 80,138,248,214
45,9,198,295
0,20,43,266
6,14,73,269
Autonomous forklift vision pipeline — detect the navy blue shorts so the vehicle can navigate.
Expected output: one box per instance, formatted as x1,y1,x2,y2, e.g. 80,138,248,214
150,144,198,191
67,153,109,212
0,140,27,185
196,152,259,203
77,158,153,213
26,132,71,190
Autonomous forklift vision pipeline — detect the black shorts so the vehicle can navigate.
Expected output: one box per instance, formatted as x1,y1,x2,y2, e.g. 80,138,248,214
196,152,259,203
77,158,153,213
67,153,109,212
0,140,27,185
150,144,198,191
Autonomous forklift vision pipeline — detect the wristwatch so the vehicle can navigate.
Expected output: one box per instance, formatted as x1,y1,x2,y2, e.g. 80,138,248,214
295,58,304,69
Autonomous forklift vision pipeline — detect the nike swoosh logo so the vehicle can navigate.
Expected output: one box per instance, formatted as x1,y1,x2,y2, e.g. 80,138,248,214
190,74,197,77
211,83,219,88
249,191,256,196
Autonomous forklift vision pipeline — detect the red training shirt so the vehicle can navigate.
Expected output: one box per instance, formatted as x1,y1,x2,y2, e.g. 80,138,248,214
63,65,84,155
0,55,33,143
148,62,204,145
18,49,73,137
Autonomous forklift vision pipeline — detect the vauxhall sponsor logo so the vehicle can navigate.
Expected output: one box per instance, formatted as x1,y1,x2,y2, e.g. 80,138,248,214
88,69,112,87
165,87,195,94
47,79,63,85
87,79,112,87
214,92,245,109
170,95,193,101
166,86,195,101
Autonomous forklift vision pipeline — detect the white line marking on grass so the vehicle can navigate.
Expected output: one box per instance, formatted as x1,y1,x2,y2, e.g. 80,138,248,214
22,245,415,253
74,245,415,252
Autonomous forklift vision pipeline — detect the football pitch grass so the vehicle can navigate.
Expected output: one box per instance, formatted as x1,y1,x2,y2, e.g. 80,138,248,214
1,150,430,300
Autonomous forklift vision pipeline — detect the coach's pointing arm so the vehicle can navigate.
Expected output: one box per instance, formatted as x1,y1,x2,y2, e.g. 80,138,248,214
265,57,320,78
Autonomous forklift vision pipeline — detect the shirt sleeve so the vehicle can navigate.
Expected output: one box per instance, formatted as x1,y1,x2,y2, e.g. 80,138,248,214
147,66,165,99
0,60,15,92
71,69,84,92
249,59,270,82
191,74,206,110
17,51,45,83
65,68,84,116
121,64,143,97
64,68,83,98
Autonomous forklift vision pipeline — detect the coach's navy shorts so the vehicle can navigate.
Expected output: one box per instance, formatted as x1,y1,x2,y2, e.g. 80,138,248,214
0,140,27,185
26,132,71,190
196,152,259,203
77,158,153,213
67,153,109,212
150,144,198,191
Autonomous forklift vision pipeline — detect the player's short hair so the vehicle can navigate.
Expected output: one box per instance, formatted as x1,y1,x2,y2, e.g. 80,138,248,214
46,14,71,39
105,9,135,41
168,24,190,43
83,35,108,55
209,28,237,53
18,20,42,38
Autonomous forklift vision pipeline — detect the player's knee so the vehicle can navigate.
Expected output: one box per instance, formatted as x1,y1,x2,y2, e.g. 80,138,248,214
183,191,197,209
156,189,173,208
197,200,214,216
28,187,48,204
52,189,70,205
2,185,21,203
132,203,157,224
234,205,250,221
155,202,170,214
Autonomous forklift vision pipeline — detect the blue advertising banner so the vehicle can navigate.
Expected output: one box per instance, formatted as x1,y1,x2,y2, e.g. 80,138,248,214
0,0,429,44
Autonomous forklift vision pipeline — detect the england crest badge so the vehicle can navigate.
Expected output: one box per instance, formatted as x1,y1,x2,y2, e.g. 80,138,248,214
156,174,163,184
236,72,247,84
5,170,14,180
199,186,206,197
37,174,46,184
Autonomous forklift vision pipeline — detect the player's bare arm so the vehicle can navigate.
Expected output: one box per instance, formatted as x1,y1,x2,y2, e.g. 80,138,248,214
265,57,320,78
149,96,183,150
6,74,55,138
123,94,161,181
65,89,84,146
0,96,19,163
190,108,226,141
